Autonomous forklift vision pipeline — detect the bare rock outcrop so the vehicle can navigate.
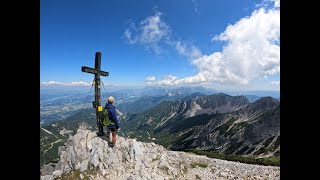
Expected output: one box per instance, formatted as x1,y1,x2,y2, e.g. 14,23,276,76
41,129,280,180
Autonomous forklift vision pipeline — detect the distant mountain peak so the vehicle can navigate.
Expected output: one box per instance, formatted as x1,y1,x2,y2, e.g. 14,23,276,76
252,96,280,108
214,92,231,96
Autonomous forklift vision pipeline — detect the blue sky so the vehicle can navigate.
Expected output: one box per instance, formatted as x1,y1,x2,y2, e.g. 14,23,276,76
41,0,280,91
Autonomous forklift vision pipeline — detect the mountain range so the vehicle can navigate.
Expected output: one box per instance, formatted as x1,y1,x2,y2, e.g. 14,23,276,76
121,93,280,159
40,88,280,168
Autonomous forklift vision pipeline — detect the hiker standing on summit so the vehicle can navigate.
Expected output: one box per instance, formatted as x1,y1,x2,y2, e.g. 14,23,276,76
104,96,120,147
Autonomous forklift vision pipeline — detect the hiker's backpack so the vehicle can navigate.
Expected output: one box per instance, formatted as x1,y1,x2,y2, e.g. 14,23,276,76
101,108,115,126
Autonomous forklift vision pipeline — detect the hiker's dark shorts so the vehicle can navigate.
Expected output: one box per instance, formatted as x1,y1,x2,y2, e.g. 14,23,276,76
107,125,118,131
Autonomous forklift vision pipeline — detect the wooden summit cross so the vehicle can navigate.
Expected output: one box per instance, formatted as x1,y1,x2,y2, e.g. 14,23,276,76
81,52,109,136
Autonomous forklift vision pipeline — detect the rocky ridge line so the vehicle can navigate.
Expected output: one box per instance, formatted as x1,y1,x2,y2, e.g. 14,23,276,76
41,128,280,180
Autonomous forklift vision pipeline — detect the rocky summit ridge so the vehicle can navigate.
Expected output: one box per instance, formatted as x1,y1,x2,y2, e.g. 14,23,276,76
41,128,280,180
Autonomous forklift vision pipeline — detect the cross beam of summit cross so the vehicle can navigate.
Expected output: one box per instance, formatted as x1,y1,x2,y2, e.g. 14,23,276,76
81,52,109,136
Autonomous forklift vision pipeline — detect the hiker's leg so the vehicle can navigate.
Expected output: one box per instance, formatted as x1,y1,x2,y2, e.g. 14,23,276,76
111,130,117,145
107,128,112,143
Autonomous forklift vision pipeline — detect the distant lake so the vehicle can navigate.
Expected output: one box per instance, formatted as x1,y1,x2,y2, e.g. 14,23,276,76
40,95,72,103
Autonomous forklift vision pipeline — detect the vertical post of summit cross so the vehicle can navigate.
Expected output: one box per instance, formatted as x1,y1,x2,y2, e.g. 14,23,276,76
94,52,103,136
81,52,109,136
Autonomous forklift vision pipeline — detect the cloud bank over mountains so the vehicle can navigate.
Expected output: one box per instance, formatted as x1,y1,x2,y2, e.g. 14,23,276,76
41,81,91,86
139,1,280,89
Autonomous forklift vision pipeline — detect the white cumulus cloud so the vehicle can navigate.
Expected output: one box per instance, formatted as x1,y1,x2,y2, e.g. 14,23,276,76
271,81,280,86
41,81,91,86
150,75,177,86
257,0,280,9
175,41,202,60
149,5,280,87
68,81,91,86
124,10,201,58
273,0,280,8
124,11,171,54
145,76,156,81
124,23,138,44
41,81,64,86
